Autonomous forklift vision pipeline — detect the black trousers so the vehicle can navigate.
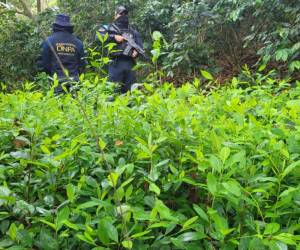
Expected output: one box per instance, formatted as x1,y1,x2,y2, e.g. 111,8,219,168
108,57,136,94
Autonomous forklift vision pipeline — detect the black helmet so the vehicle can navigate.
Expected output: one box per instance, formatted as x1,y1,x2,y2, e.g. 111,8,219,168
115,6,128,16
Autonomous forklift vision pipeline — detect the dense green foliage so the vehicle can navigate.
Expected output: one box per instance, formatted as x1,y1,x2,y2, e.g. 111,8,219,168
1,0,299,84
0,7,54,84
59,0,300,80
0,75,300,249
1,1,299,249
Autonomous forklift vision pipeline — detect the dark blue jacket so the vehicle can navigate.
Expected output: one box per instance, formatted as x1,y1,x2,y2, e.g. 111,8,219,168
40,28,86,81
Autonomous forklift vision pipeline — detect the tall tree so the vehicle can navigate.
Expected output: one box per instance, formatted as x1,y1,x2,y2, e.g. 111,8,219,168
37,0,46,12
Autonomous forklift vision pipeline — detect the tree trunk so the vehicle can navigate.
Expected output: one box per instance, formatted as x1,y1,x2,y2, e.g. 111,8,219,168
37,0,41,12
37,0,46,12
18,0,33,18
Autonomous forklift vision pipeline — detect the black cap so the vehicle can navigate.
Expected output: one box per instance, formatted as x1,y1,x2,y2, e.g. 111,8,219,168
54,14,73,27
115,6,128,16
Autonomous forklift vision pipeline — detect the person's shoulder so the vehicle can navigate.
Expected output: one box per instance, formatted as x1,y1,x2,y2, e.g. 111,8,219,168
43,34,55,45
73,36,84,47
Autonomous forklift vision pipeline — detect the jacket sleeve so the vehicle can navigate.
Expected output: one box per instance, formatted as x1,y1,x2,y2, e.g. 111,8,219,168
39,40,52,74
78,41,87,74
95,25,116,43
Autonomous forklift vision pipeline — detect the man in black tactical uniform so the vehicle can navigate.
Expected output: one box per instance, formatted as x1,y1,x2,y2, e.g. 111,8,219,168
39,14,86,94
97,6,143,94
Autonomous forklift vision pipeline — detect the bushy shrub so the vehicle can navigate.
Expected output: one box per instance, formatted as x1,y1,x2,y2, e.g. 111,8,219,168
0,75,299,249
0,8,55,86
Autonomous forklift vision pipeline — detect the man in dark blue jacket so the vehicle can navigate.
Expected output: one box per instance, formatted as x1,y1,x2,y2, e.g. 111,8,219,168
39,14,86,94
97,6,143,94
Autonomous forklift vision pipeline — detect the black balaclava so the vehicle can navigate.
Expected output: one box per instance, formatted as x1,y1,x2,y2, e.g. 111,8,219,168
114,15,129,29
52,23,74,34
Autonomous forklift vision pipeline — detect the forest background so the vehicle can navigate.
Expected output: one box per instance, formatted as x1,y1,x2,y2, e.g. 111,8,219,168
0,0,299,86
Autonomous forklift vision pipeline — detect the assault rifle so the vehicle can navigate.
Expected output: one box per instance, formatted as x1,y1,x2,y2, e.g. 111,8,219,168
111,24,148,60
122,32,148,60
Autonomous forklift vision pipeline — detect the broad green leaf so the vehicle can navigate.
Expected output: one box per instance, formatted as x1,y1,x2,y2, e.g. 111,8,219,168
209,155,223,173
98,138,106,150
98,218,118,243
16,229,33,247
220,147,231,163
170,237,186,249
76,233,96,246
122,240,133,249
208,209,228,232
148,222,170,229
96,31,104,43
84,232,96,244
56,206,70,231
279,187,298,197
108,172,119,187
258,64,266,72
274,233,296,245
193,204,209,222
232,77,239,86
36,228,58,249
289,60,300,72
8,223,17,241
77,201,101,210
264,223,280,235
275,49,289,62
222,180,241,197
268,241,288,250
207,173,217,195
282,160,300,178
120,177,134,188
66,183,75,202
229,151,246,166
182,216,198,230
149,182,161,195
131,230,151,238
115,204,131,216
155,200,176,221
155,159,170,168
177,232,206,242
201,70,213,80
114,187,125,201
40,219,56,230
40,145,51,154
125,185,133,200
64,220,79,231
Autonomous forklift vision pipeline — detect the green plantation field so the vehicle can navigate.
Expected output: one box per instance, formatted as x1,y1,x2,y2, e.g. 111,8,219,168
0,78,300,250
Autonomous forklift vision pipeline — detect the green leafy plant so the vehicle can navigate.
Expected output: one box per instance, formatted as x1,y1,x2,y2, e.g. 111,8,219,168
0,71,299,249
